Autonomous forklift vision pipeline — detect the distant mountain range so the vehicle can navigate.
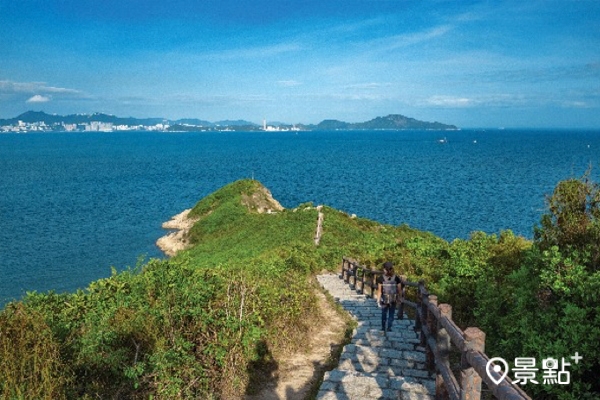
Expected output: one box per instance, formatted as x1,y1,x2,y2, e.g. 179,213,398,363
1,111,458,131
0,111,243,128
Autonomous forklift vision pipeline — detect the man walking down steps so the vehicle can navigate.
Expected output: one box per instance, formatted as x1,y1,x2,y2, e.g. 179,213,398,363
377,262,402,333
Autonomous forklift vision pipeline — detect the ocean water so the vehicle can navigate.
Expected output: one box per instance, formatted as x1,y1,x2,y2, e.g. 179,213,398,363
1,129,599,305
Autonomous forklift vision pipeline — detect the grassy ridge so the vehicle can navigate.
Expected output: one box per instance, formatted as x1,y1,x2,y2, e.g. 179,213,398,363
0,179,441,399
1,178,598,399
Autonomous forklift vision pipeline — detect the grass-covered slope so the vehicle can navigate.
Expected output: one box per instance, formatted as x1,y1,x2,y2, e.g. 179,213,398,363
2,177,598,399
0,179,440,399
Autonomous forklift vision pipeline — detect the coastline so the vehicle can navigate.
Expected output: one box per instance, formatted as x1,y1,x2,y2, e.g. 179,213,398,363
156,209,198,257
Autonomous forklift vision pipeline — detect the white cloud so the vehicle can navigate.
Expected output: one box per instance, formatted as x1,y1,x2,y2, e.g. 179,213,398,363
162,93,271,106
320,16,388,36
277,80,302,87
425,95,473,107
26,94,51,103
419,93,595,109
371,25,453,53
313,92,393,102
344,82,391,90
561,100,591,109
206,42,302,60
0,80,83,96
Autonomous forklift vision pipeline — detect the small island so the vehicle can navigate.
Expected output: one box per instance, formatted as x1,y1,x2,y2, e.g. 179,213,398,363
311,114,458,131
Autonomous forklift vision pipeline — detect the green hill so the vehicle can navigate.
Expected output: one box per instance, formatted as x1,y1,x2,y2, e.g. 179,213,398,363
354,114,457,130
1,177,598,399
312,114,458,131
0,179,439,399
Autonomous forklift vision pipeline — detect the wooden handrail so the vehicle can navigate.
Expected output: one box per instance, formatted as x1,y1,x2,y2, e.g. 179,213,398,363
340,257,531,400
341,257,383,298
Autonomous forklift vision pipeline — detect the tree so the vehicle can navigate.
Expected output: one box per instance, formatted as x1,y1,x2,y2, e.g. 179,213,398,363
535,172,600,271
502,174,600,399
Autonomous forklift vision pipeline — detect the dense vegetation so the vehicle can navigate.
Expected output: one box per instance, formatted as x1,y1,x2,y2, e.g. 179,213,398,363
1,177,598,399
400,174,599,400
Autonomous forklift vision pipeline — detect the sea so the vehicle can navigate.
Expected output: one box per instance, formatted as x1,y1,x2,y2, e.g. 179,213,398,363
1,129,599,306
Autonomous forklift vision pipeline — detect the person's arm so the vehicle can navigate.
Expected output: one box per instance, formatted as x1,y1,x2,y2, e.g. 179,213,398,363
377,281,382,306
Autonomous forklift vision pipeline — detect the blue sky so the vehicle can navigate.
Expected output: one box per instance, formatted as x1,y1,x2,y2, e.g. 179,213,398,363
1,0,599,128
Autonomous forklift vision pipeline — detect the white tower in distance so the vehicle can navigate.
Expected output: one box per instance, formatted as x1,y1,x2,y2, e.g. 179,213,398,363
263,118,267,130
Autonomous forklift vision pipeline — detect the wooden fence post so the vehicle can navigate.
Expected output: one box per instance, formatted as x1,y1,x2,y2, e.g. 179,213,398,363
420,282,430,347
436,304,452,400
461,327,485,400
371,271,379,299
343,259,349,283
346,261,353,285
415,280,425,333
398,275,406,320
367,270,374,298
359,266,365,294
426,294,437,371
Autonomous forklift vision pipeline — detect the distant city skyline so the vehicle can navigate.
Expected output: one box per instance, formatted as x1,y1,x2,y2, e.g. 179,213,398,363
1,0,599,128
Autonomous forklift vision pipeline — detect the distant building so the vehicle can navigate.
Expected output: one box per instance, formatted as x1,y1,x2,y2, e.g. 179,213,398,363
86,121,114,132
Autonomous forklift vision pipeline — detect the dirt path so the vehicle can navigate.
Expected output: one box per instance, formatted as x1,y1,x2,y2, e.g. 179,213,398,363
244,282,349,400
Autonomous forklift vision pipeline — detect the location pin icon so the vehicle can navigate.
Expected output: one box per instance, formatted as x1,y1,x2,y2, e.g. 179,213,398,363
486,357,509,385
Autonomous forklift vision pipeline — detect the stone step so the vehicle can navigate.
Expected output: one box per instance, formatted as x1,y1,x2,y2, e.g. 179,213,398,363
317,273,435,400
317,370,435,400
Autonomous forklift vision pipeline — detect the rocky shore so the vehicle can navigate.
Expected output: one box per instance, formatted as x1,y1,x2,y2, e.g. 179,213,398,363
156,209,198,256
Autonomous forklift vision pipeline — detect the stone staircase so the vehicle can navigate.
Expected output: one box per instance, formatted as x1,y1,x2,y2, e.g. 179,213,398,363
316,273,435,400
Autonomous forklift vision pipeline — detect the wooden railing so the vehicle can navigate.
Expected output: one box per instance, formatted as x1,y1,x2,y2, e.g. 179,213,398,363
341,257,531,400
